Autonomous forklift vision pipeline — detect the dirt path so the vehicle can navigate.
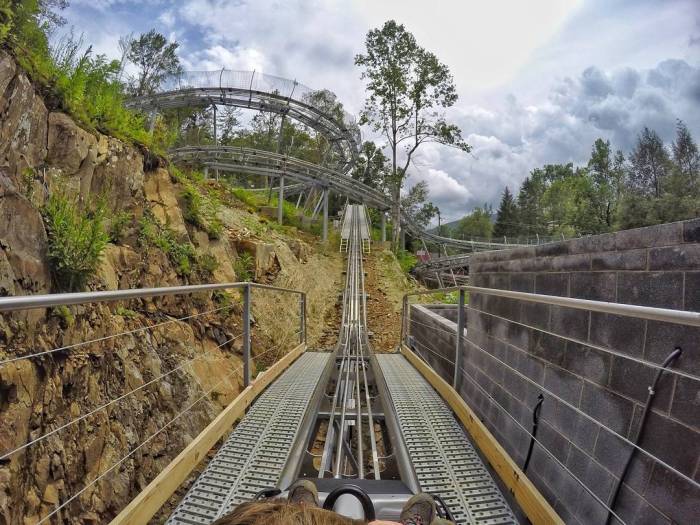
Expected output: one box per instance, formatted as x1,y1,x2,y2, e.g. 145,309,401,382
364,248,420,353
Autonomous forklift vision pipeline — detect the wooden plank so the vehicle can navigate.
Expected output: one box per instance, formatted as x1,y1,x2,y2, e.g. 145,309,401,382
111,343,306,525
401,345,563,525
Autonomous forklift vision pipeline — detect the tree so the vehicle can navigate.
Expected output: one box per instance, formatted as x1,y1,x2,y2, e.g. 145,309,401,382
586,138,625,231
628,127,670,198
492,187,518,239
400,181,438,228
456,206,493,240
672,120,699,186
355,20,470,250
352,141,390,192
123,29,181,96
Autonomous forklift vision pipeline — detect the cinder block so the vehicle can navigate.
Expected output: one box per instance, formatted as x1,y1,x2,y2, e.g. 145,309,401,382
682,217,700,243
648,244,700,271
581,382,635,435
684,271,700,312
591,249,648,271
535,272,569,296
546,397,598,453
613,484,672,525
645,321,700,376
535,241,571,257
569,233,617,255
564,342,612,386
607,355,674,409
643,456,700,524
510,272,535,293
529,331,566,366
551,253,591,271
617,272,684,309
593,426,631,473
589,313,645,358
615,222,683,250
520,301,550,331
505,320,532,352
544,364,584,406
570,272,617,301
670,375,700,428
565,444,615,501
516,351,546,385
638,411,698,477
550,306,589,341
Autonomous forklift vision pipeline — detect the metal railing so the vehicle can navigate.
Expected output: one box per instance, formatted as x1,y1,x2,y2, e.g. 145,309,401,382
400,285,700,525
0,281,306,523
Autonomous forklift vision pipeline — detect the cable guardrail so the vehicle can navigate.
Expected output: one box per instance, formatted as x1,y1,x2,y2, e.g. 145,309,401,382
0,281,307,522
401,285,700,524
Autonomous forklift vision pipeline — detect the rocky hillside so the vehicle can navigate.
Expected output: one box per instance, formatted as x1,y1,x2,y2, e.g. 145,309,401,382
0,49,342,524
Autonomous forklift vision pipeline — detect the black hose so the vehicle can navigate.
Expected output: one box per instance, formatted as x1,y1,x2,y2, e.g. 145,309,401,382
605,347,682,525
522,393,544,473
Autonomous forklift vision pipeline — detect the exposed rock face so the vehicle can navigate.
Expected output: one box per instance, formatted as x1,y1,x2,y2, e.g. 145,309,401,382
0,173,51,296
0,49,343,525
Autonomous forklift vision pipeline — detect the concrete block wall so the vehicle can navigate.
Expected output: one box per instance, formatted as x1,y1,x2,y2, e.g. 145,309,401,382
410,218,700,524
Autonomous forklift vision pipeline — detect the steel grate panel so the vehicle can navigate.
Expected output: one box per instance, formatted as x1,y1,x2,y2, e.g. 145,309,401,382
377,354,517,525
167,352,330,524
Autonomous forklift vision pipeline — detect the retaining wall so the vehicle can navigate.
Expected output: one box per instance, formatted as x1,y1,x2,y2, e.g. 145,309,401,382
409,218,700,524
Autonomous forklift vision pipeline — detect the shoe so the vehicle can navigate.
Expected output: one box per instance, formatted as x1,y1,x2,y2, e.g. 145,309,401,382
287,479,320,507
399,493,437,525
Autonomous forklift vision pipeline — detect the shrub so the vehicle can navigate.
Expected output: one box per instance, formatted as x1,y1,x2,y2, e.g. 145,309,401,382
109,211,131,243
234,252,254,282
181,182,224,240
139,213,197,276
396,250,418,273
43,192,109,292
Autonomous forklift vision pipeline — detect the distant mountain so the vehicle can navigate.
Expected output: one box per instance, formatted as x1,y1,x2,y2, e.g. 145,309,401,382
428,218,463,234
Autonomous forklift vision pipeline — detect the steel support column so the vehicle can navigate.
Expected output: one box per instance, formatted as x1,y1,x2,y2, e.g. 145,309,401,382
380,213,386,243
243,283,252,386
322,188,329,242
278,175,285,225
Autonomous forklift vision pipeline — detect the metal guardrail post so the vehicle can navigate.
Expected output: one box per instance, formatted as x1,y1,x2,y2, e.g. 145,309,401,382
243,283,252,387
300,293,306,344
453,288,466,390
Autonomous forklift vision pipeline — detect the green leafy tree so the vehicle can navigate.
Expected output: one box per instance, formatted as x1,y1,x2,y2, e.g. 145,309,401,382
586,139,625,231
355,20,470,250
124,29,182,96
456,206,493,240
492,187,518,239
672,120,699,187
400,180,438,228
628,127,670,198
352,141,390,192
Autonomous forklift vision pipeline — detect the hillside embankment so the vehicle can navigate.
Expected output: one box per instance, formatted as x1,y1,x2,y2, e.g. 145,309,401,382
0,49,342,524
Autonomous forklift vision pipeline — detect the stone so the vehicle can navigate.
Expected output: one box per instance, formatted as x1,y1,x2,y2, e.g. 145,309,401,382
0,174,51,295
46,112,97,175
617,272,684,309
144,168,187,235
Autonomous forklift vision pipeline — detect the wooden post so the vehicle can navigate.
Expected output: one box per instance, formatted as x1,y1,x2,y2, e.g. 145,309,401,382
110,343,306,525
401,345,563,525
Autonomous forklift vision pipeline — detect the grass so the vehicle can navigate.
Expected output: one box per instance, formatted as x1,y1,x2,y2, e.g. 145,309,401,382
181,183,224,239
395,249,418,273
2,3,169,152
43,191,109,292
234,252,254,282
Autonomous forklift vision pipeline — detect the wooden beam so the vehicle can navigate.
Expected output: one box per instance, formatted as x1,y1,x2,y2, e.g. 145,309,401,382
401,345,563,525
111,343,307,525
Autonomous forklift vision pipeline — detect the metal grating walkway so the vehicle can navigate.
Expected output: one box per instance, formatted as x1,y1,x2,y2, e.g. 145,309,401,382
377,354,516,525
167,352,330,524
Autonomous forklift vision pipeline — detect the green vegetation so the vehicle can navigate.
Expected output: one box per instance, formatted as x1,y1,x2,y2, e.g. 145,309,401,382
115,306,138,319
1,2,177,151
53,304,75,327
396,249,417,273
43,191,109,292
138,212,216,277
234,252,254,282
108,211,131,243
355,20,469,249
212,290,235,315
181,183,224,239
454,205,493,240
480,122,699,239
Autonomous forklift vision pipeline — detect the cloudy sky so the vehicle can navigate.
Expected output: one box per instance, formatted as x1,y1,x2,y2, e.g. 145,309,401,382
62,0,700,223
